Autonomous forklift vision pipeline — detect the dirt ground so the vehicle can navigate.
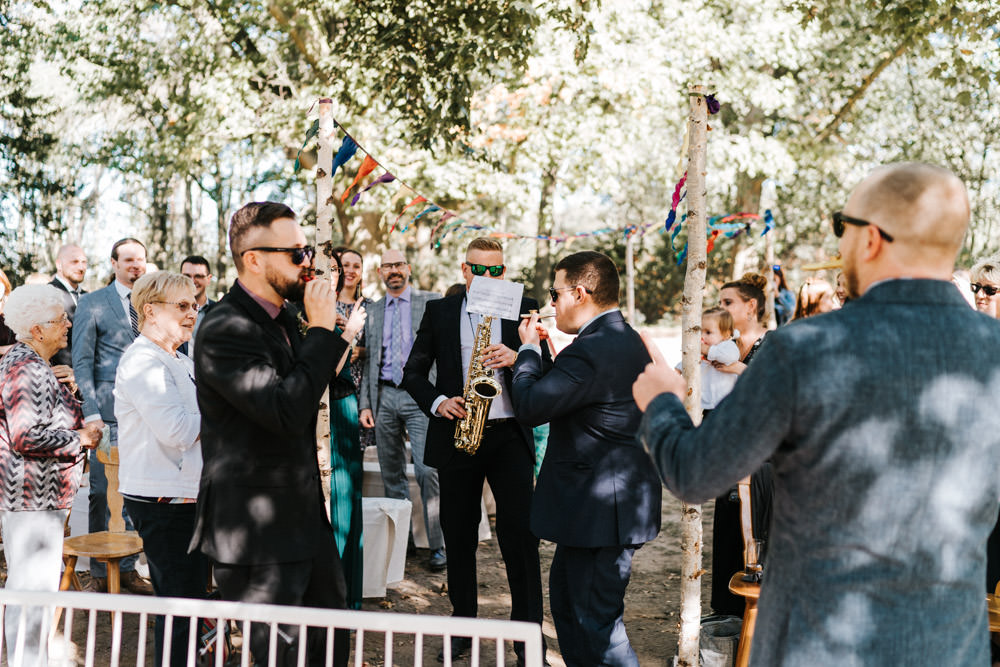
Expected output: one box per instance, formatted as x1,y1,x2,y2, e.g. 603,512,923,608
0,494,715,666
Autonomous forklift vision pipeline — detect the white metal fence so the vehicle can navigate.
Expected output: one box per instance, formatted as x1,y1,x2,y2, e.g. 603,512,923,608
0,590,544,667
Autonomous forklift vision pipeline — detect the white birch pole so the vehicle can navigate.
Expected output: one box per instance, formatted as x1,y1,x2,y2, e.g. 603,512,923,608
315,98,335,510
676,84,709,667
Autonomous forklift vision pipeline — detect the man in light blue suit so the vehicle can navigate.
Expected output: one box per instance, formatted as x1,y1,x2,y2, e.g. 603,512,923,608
634,163,1000,666
72,237,152,594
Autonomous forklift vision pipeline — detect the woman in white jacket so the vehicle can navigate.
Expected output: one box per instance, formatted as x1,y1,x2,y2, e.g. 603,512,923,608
114,271,205,667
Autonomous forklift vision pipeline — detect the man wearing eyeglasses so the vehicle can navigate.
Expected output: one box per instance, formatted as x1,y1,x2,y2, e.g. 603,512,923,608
73,237,153,595
634,163,1000,666
403,237,547,665
357,248,446,572
189,201,364,667
178,255,216,357
514,250,661,667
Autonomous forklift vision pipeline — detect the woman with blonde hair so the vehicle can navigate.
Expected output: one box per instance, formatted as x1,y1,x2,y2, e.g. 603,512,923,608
970,254,1000,319
114,271,207,666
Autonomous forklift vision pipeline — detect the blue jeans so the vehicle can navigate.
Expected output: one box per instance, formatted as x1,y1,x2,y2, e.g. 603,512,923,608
124,499,210,667
88,428,137,577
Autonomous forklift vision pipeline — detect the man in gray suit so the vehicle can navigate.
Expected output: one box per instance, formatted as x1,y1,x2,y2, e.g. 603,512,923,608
358,249,445,571
634,163,1000,665
73,237,152,594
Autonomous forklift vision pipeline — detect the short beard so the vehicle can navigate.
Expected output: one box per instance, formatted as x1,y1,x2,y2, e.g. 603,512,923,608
844,262,861,300
266,264,305,302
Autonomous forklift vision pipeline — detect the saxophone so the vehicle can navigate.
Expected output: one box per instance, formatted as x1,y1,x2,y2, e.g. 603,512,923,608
454,315,502,455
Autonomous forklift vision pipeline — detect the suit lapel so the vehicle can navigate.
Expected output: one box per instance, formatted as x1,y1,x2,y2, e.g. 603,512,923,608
102,285,132,338
448,295,464,380
230,285,295,356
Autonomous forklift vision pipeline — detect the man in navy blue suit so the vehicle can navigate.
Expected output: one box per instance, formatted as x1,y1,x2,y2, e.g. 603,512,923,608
513,251,661,667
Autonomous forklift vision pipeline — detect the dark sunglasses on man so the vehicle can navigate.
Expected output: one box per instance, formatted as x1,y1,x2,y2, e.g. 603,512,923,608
971,283,1000,297
831,211,894,243
548,285,593,303
240,245,316,265
467,263,505,277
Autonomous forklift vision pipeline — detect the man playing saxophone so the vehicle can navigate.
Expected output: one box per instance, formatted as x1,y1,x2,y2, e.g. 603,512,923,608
403,237,548,666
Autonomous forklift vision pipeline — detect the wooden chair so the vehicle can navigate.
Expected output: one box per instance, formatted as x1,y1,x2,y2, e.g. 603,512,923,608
59,447,143,594
988,581,1000,632
728,476,761,667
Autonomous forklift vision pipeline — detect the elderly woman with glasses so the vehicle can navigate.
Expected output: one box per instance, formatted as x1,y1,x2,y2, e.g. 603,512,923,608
0,285,100,666
970,255,1000,319
114,271,208,667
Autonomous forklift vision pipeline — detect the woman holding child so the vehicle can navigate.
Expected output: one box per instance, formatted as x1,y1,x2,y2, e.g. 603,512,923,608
707,272,774,618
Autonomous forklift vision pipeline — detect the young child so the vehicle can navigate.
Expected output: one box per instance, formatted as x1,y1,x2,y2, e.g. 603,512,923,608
698,307,740,411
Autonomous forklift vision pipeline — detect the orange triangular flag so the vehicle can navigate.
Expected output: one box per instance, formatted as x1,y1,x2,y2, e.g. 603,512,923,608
390,195,427,233
341,155,378,204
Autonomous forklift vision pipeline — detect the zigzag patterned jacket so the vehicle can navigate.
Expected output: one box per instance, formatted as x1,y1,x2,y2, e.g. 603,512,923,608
0,343,85,511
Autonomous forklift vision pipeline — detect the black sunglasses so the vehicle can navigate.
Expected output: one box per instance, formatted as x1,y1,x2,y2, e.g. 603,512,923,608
971,283,1000,297
548,285,593,303
467,263,505,277
241,246,316,265
832,211,894,243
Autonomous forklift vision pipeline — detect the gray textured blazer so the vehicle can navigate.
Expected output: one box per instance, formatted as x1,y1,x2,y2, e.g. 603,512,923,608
640,279,1000,666
72,284,136,423
358,287,440,413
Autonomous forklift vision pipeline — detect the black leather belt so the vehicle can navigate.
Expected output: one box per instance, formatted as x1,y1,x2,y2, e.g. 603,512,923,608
379,379,402,388
485,417,516,428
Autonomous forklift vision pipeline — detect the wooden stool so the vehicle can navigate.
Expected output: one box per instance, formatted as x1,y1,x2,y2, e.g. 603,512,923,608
60,447,143,593
728,572,761,667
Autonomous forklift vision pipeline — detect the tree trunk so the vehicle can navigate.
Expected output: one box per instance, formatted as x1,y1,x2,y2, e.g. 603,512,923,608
676,84,709,667
730,174,763,279
315,99,336,511
532,161,558,304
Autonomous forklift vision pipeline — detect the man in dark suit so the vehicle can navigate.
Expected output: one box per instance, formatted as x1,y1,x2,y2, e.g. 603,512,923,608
73,237,152,594
514,251,661,667
48,243,88,367
403,237,546,665
191,201,365,667
634,163,1000,665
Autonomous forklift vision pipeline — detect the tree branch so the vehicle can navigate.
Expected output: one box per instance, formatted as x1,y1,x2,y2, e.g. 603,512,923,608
815,15,941,144
268,2,321,72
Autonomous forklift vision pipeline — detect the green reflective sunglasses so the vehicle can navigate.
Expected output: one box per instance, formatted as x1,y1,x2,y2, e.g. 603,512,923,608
467,263,505,277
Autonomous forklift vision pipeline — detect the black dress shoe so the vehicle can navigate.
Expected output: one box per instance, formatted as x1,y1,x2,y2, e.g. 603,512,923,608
437,636,470,663
514,640,550,667
429,548,447,572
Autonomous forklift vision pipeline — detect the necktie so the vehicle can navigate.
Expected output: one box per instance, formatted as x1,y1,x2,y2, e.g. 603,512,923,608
391,298,404,386
71,289,81,305
276,307,299,348
127,292,139,337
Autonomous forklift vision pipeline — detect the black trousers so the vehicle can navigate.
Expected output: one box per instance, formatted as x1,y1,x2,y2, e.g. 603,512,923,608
436,421,543,629
213,522,349,667
549,544,640,667
124,499,210,667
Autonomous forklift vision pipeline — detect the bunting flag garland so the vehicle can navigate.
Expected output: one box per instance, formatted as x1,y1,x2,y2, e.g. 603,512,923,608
332,136,359,177
341,155,379,204
351,171,396,206
664,173,687,232
294,119,321,172
390,196,426,233
760,209,774,236
706,229,721,254
302,95,771,261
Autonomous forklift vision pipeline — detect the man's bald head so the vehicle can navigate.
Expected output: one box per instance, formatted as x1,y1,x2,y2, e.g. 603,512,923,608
846,162,969,260
840,163,969,297
55,244,87,287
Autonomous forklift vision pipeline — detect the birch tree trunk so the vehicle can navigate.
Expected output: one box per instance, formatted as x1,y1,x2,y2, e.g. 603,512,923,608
676,84,709,667
315,98,335,512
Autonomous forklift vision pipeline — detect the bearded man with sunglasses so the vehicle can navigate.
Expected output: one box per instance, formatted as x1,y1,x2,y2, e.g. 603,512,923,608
190,201,365,667
357,248,445,571
635,163,1000,666
403,237,548,665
